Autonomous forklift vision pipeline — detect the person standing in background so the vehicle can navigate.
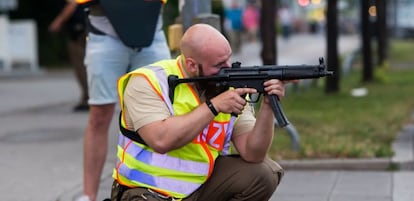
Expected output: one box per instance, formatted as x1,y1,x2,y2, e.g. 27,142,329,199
242,0,260,43
224,0,243,53
49,0,89,112
73,0,171,201
279,4,293,41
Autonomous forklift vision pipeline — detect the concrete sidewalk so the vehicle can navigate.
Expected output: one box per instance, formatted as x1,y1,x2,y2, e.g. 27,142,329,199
0,33,413,201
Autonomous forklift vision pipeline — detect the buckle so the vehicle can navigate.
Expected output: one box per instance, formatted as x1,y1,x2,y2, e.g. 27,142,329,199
147,189,181,201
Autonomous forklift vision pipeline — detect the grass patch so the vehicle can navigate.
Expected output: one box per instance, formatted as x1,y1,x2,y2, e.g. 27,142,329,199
389,39,414,63
268,39,414,160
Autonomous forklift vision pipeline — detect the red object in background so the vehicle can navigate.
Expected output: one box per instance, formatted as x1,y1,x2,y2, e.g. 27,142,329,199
297,0,310,7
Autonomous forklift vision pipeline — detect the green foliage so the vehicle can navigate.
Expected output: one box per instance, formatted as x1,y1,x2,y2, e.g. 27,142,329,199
374,61,390,83
389,39,414,63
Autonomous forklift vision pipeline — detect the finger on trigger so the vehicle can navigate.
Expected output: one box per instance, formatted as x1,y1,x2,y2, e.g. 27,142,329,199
243,88,257,94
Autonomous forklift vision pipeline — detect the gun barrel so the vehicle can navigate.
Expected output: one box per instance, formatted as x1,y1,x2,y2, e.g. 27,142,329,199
269,66,331,80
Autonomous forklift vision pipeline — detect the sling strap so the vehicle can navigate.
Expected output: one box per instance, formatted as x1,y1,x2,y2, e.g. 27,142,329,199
118,112,147,146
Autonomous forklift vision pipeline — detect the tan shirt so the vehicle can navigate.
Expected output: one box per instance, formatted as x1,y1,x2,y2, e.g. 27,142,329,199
123,75,257,137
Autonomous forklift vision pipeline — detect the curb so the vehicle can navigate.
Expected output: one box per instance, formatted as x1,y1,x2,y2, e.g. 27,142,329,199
278,157,414,171
279,122,414,171
278,158,393,171
391,124,414,170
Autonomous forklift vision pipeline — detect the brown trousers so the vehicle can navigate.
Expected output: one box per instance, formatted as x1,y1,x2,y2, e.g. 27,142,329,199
111,155,284,201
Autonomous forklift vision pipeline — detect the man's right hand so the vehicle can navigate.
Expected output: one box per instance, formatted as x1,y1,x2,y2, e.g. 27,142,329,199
210,88,257,115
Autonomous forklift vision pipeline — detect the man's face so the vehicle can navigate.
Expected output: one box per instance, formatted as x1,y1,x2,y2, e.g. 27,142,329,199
197,61,229,77
193,43,232,98
196,62,230,100
196,46,232,77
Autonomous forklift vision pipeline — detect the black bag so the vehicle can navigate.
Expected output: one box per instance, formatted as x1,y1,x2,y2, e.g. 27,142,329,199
100,0,162,48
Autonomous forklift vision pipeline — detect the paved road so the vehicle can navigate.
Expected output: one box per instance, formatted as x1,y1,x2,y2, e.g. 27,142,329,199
272,170,414,201
0,72,117,201
232,33,358,66
1,33,413,201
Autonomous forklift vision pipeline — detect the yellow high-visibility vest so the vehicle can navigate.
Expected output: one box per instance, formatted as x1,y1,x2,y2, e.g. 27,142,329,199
113,56,236,198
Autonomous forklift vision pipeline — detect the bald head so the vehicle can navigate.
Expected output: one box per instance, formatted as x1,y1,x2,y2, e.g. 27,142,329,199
180,24,231,61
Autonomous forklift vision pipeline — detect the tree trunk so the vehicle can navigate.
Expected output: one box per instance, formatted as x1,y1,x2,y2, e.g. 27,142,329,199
260,0,277,65
325,0,340,93
376,0,388,66
361,0,373,82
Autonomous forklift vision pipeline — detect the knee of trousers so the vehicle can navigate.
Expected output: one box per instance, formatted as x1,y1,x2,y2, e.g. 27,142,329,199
239,158,284,190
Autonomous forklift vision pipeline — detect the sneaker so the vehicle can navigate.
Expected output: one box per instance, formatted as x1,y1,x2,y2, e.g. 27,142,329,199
75,195,91,201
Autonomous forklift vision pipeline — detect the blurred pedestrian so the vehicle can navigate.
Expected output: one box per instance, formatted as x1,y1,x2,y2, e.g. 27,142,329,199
225,0,243,53
49,0,89,112
73,0,171,201
279,4,293,41
242,1,260,43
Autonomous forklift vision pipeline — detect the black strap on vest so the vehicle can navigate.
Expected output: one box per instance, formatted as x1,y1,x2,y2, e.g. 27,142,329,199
99,0,162,48
86,17,107,35
167,75,179,104
119,112,148,146
78,2,107,36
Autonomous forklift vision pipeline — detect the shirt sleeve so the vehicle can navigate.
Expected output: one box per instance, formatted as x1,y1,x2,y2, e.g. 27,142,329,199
123,75,171,131
232,103,256,137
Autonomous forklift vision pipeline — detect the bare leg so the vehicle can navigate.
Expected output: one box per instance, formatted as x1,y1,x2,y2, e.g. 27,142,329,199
83,104,115,201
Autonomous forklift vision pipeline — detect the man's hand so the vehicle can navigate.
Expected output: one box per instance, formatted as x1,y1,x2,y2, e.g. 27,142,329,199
210,88,257,115
263,79,287,105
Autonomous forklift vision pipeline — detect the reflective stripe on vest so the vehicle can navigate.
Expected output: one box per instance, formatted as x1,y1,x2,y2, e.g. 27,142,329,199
114,56,236,198
117,134,210,175
114,135,209,196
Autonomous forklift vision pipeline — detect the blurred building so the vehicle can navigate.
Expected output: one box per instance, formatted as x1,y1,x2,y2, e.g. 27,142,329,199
388,0,414,38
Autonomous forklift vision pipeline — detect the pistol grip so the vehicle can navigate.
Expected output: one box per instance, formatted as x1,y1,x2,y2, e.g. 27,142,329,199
231,93,247,117
269,95,289,127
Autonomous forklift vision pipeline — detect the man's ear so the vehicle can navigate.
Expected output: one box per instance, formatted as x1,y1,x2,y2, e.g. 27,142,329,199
185,57,198,75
